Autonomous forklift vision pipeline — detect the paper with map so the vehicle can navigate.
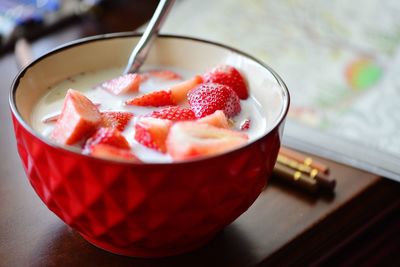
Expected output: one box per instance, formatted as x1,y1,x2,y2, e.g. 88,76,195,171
160,0,400,181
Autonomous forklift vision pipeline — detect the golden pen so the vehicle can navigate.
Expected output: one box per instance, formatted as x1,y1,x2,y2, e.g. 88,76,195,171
279,147,330,174
273,162,318,193
277,154,336,190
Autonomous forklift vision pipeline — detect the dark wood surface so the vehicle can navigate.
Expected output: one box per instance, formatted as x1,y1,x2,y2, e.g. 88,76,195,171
1,1,399,266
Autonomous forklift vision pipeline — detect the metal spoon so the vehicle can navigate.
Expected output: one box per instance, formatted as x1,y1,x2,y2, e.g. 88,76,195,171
123,0,175,74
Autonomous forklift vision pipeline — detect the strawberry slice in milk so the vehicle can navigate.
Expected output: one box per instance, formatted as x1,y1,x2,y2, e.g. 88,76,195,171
101,111,134,131
203,64,249,99
196,110,230,129
31,65,267,162
51,89,101,145
166,122,248,161
188,83,241,118
83,127,131,153
149,106,196,121
125,75,202,107
134,117,173,153
89,144,141,163
101,73,141,95
142,70,183,81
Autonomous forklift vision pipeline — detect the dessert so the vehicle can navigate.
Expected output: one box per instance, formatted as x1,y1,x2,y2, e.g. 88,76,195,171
12,35,290,258
31,65,267,162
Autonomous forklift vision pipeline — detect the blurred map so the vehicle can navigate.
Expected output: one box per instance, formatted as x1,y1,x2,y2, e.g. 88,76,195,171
162,0,400,180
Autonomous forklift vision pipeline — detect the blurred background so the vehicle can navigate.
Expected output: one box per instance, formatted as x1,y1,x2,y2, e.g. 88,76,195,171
163,0,400,180
1,0,399,179
0,2,399,266
0,0,160,53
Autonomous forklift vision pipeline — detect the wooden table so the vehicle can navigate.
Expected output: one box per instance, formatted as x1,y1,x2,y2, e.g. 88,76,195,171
1,1,399,266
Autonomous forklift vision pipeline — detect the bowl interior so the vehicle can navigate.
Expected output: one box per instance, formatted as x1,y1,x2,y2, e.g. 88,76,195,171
13,34,288,145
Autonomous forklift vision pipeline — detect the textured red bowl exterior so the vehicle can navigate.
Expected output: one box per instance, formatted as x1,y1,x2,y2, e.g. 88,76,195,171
11,113,283,257
10,34,288,257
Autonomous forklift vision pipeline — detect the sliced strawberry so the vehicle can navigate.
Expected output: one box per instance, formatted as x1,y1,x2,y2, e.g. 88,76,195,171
143,70,182,80
149,106,196,121
51,89,101,145
240,119,251,130
101,111,133,131
169,75,203,103
188,83,241,118
89,144,141,162
125,90,173,107
203,65,248,99
83,127,130,154
196,110,229,128
101,73,142,95
134,117,172,153
125,75,202,107
42,103,101,123
166,122,248,160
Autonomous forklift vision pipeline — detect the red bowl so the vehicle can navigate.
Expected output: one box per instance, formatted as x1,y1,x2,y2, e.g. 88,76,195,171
9,34,290,257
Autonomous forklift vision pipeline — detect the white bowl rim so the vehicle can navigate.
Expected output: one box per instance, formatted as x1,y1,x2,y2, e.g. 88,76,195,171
9,32,290,166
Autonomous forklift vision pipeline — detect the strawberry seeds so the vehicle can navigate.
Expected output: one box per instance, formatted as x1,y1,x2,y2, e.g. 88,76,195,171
40,65,254,162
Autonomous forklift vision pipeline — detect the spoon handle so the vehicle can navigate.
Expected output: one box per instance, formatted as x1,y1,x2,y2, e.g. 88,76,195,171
124,0,175,74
